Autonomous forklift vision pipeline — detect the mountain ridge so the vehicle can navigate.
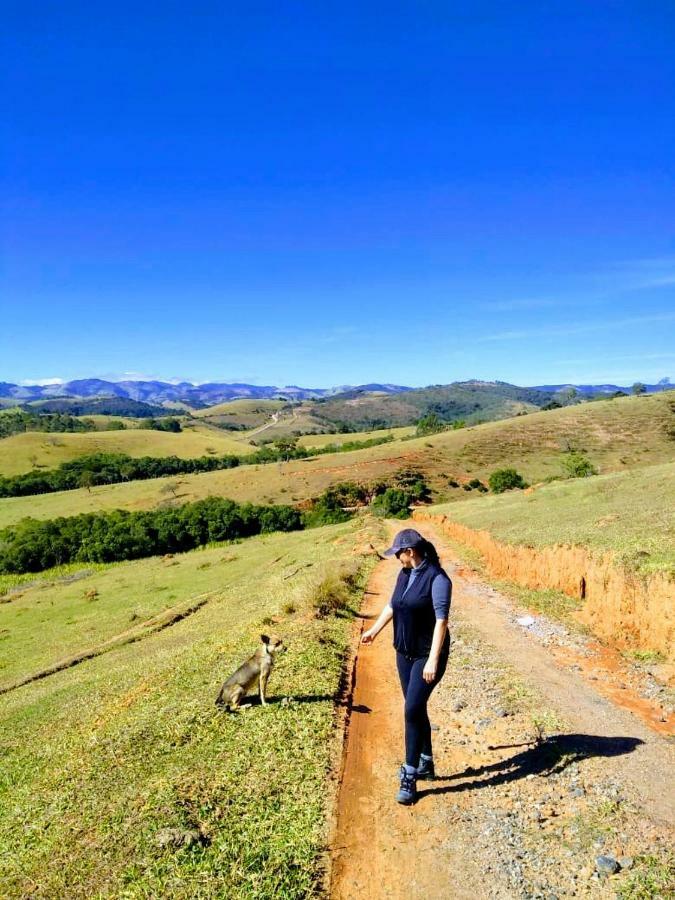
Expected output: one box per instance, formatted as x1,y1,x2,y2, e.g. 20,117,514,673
0,377,670,408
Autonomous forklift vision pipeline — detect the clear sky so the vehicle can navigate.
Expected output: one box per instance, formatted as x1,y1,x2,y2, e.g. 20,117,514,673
3,2,674,388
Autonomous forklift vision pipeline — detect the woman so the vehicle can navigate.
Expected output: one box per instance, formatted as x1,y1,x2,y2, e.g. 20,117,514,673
361,527,451,805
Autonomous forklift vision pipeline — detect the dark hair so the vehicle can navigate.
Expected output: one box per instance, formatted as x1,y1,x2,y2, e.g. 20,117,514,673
418,538,440,567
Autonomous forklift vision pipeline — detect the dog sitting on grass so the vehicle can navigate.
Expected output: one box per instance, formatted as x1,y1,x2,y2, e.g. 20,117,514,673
215,634,287,710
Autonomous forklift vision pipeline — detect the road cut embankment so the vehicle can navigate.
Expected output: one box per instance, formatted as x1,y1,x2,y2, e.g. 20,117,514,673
413,510,674,665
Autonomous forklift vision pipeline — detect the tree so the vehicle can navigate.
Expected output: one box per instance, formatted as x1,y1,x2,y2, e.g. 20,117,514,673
160,481,180,501
415,413,445,437
631,382,647,396
559,387,578,405
272,437,300,461
79,471,96,493
488,468,528,493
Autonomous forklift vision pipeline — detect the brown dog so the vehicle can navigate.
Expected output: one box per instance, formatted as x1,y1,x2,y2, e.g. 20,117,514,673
215,634,287,710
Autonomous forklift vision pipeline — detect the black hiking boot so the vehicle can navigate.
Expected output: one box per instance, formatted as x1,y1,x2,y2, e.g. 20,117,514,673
416,754,435,779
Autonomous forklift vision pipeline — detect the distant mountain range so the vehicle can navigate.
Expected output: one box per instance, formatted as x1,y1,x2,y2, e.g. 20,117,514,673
0,377,670,409
0,380,412,407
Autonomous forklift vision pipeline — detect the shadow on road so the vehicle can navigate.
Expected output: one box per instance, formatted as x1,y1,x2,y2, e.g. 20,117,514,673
419,733,644,799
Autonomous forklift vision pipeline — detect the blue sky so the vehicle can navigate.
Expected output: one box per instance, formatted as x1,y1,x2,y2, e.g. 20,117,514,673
3,2,674,388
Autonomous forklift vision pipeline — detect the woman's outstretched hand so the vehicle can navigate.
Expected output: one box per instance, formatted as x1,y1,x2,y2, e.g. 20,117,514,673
361,629,376,644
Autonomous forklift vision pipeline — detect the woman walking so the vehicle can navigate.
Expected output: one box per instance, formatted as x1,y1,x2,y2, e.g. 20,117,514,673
361,528,451,805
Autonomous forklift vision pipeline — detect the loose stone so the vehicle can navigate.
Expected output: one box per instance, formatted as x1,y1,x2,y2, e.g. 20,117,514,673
595,855,620,876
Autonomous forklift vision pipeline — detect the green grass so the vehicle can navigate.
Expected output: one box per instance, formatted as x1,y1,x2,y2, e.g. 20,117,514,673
617,852,675,899
0,518,384,898
429,460,675,575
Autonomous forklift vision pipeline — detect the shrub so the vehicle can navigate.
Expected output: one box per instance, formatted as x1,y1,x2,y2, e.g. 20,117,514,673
302,486,356,528
310,570,353,618
561,451,597,478
371,488,411,518
393,467,431,502
467,478,488,492
447,478,459,488
488,468,528,493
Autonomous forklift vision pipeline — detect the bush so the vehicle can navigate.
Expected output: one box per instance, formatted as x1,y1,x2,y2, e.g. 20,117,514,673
561,451,597,478
488,468,528,493
467,478,488,493
302,488,354,528
371,488,411,518
310,567,359,619
393,467,431,502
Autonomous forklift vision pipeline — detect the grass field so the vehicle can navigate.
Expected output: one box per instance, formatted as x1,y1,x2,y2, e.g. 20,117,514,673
0,424,257,477
0,517,384,898
0,392,672,532
296,425,414,448
428,460,675,575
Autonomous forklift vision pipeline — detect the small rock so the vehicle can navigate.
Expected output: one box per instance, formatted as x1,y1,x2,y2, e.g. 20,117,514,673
618,856,634,870
452,699,468,712
493,707,509,718
569,787,585,798
517,615,536,628
595,855,620,876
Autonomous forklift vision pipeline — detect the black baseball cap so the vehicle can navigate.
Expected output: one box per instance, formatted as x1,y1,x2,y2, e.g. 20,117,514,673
382,528,425,557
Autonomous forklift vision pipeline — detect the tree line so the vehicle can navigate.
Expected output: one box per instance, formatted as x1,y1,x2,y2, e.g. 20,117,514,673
0,411,97,439
0,497,302,574
0,435,395,499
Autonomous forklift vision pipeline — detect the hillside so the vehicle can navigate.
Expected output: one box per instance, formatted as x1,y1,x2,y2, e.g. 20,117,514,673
0,519,382,897
427,461,675,576
0,424,256,478
0,391,672,531
308,381,553,430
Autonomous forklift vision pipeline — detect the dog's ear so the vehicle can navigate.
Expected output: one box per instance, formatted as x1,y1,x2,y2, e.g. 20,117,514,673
260,634,270,644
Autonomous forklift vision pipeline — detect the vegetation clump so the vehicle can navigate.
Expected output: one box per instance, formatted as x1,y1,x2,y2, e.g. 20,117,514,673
488,468,528,493
371,487,411,518
0,498,302,574
561,451,598,478
141,416,182,432
0,410,96,439
310,564,361,617
415,412,446,436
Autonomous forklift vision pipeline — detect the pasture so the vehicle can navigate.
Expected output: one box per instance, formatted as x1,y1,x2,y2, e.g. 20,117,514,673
0,424,256,477
0,518,383,898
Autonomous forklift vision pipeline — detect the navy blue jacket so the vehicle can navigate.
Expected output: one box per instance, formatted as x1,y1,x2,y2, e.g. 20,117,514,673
390,562,451,658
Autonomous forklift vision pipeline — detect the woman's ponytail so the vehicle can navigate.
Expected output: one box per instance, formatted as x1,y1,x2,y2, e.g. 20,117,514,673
419,538,440,567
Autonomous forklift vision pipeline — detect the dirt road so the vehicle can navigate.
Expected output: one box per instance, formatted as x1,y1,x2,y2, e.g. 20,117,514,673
330,519,674,899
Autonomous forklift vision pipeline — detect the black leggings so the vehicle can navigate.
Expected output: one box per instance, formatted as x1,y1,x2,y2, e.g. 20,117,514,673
396,651,448,767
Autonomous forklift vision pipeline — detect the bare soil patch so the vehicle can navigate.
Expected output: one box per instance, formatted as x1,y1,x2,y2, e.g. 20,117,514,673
330,520,674,899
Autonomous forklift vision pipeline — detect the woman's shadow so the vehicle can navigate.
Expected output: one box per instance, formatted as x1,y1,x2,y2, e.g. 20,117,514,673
418,733,643,799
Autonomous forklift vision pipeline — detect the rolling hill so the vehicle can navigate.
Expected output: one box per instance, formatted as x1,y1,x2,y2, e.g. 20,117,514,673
0,391,671,532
